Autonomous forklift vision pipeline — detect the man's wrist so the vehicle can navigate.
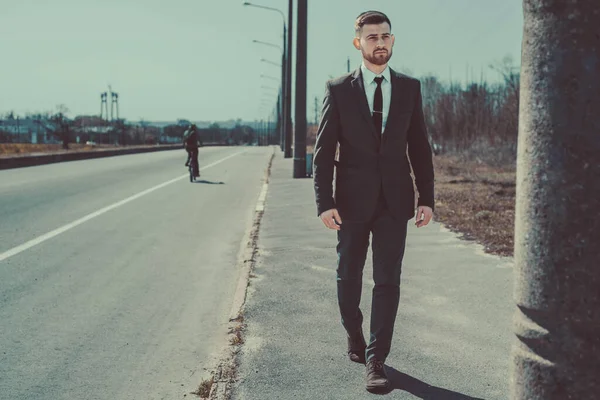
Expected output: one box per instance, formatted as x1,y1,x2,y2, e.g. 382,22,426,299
317,202,336,217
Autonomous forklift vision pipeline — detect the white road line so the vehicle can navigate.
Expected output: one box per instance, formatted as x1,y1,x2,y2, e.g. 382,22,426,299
0,150,246,263
255,183,269,212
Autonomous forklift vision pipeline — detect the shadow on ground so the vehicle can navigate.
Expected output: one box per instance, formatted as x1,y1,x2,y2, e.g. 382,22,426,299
194,179,225,185
376,367,487,399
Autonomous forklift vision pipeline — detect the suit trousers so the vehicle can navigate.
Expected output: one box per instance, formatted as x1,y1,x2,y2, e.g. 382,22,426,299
336,193,408,362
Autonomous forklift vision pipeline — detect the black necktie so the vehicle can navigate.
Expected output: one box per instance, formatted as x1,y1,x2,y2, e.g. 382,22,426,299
373,76,384,135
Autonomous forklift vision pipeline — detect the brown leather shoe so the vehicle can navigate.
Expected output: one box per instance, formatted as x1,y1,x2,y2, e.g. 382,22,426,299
347,331,366,364
366,359,389,393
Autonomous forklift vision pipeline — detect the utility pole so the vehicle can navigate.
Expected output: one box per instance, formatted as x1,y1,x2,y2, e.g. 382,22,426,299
511,1,600,399
112,92,119,121
280,45,286,151
293,0,307,178
314,96,318,125
108,85,113,121
280,21,287,152
347,56,350,73
100,92,108,120
16,116,20,143
276,93,281,145
284,0,293,158
108,86,119,123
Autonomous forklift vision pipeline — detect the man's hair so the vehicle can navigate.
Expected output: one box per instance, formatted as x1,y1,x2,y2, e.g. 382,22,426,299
354,11,391,36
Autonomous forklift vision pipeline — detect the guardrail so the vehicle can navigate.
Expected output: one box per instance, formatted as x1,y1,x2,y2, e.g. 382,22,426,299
0,144,183,170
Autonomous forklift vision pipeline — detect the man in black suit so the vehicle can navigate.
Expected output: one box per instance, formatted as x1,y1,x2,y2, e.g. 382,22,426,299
313,10,435,393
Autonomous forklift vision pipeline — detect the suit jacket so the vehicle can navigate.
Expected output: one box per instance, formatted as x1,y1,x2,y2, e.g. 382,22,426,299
313,67,435,222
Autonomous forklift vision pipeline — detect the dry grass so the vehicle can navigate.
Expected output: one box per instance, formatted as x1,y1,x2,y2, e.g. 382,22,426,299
0,143,97,155
191,377,214,398
228,322,245,346
0,143,165,157
194,317,246,399
305,134,515,256
220,363,237,380
432,154,515,257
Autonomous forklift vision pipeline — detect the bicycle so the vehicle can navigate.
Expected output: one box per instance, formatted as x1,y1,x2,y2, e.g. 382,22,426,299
188,161,195,182
186,152,199,183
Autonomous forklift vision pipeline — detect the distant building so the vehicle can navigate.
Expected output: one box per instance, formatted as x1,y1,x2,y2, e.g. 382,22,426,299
0,117,58,144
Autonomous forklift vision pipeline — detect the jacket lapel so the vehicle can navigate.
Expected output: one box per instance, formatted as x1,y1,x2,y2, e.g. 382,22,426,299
350,68,380,145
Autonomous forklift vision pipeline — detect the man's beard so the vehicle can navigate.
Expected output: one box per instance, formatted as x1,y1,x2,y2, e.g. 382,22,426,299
363,48,392,66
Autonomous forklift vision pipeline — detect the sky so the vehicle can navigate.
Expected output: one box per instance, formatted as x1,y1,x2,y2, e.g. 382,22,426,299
0,0,524,123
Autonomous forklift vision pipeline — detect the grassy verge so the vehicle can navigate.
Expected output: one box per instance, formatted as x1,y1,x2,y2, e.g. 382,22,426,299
191,377,214,398
0,143,168,157
306,145,515,257
432,154,515,257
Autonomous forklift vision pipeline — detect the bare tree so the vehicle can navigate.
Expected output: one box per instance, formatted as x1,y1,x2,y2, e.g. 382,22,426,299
413,55,521,165
52,104,72,149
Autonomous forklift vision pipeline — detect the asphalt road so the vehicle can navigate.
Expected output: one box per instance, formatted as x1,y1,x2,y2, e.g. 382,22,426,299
0,146,272,400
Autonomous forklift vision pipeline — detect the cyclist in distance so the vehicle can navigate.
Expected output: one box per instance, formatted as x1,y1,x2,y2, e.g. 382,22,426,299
183,124,201,178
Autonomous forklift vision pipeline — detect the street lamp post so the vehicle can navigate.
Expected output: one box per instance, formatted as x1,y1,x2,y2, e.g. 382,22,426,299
253,39,285,150
252,39,282,52
262,58,283,143
260,74,280,82
261,58,281,67
261,74,280,146
244,2,288,153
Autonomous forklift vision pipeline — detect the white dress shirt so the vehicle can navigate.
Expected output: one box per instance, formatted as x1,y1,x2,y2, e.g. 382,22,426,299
361,62,392,134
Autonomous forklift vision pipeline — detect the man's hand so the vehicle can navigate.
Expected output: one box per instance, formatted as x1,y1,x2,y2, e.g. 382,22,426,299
415,206,433,228
320,208,342,230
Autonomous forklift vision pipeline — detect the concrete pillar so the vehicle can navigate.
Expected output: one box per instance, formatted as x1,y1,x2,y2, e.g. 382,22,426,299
512,1,600,399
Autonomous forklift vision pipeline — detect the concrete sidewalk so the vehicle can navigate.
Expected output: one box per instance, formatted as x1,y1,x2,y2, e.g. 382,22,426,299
234,152,515,400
